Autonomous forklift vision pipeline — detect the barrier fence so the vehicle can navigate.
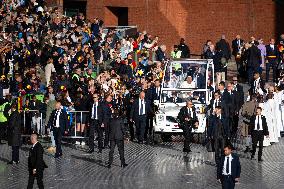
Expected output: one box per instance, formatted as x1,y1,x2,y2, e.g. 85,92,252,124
2,109,91,139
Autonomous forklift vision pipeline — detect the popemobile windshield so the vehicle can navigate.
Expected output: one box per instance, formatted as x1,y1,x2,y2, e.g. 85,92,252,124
152,59,215,143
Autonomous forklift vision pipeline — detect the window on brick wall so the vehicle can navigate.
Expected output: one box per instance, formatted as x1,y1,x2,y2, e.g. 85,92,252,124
63,0,87,16
105,6,128,26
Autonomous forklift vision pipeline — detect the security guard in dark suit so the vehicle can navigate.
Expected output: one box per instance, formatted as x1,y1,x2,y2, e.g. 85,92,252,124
217,145,241,189
249,107,269,162
27,133,48,189
101,94,113,148
208,106,230,165
178,100,199,153
87,93,103,153
107,108,128,168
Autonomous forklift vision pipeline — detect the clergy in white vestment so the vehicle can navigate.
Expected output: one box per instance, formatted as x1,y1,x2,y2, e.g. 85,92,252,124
263,94,279,143
274,87,284,133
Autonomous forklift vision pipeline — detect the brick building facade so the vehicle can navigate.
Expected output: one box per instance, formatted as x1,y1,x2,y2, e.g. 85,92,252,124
48,0,284,54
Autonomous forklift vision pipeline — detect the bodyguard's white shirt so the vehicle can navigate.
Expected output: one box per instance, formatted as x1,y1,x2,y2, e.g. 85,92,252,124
254,78,264,95
254,78,260,89
156,87,160,97
139,98,146,115
213,99,219,110
222,154,233,175
254,115,263,130
91,102,98,119
32,141,38,149
187,107,193,118
55,110,61,128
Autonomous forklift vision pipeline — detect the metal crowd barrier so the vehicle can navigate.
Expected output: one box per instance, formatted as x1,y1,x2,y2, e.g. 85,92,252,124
21,110,44,137
4,109,91,139
64,110,90,139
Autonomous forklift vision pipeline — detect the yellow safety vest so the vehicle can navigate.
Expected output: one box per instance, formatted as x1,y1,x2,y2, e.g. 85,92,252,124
72,73,80,81
0,102,9,122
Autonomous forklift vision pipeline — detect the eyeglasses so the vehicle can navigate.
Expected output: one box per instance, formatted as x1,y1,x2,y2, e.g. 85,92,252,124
93,96,98,98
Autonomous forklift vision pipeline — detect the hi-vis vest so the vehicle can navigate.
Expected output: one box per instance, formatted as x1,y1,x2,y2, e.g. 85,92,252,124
72,73,80,81
0,102,9,122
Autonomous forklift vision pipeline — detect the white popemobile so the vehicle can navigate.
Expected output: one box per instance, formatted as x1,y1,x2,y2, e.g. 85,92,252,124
152,59,215,143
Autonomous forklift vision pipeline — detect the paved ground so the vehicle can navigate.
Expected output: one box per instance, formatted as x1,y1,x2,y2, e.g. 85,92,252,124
0,61,278,189
1,138,284,189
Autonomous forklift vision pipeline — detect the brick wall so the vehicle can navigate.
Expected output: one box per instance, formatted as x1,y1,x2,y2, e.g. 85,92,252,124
49,0,284,54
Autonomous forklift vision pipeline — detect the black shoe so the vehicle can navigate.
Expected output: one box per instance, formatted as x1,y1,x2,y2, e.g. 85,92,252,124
258,158,264,162
87,149,94,154
251,155,255,160
121,163,128,168
107,163,111,168
183,148,192,153
244,147,250,153
55,153,62,158
98,149,102,153
7,161,16,165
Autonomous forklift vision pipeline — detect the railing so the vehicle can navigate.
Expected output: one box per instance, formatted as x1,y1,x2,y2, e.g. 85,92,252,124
22,110,44,136
2,109,91,139
64,110,89,138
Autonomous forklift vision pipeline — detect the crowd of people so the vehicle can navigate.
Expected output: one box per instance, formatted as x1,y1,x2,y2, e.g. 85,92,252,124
0,1,284,188
0,0,169,146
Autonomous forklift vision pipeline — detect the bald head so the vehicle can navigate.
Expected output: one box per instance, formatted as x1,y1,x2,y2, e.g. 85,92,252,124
30,133,38,145
186,100,193,108
139,91,145,100
55,102,61,110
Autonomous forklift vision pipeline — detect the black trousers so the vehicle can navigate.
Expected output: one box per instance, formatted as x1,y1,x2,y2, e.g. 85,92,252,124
183,126,192,152
231,115,239,137
0,122,7,141
266,59,277,82
135,115,147,142
53,127,62,156
128,119,135,141
12,146,20,162
221,175,235,189
108,140,125,165
103,122,110,148
97,126,104,150
144,116,153,140
97,122,110,149
251,130,264,159
214,137,225,165
89,119,99,150
27,170,44,189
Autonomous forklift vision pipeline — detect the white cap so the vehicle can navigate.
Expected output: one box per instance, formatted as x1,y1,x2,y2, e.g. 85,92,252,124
37,6,44,12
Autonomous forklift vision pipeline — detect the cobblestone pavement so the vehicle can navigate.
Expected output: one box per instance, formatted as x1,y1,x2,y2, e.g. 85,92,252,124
0,62,278,189
1,138,284,189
